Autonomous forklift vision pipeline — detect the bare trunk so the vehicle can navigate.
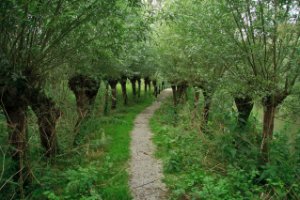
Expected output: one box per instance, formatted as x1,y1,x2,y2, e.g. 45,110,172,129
171,84,178,106
0,87,30,198
261,94,286,163
30,91,61,157
108,79,118,110
261,104,276,163
68,75,99,122
153,80,158,98
177,82,188,103
120,76,128,105
7,106,29,199
144,77,150,93
104,82,109,115
68,75,99,145
137,78,141,98
202,90,212,131
234,96,254,127
130,78,137,98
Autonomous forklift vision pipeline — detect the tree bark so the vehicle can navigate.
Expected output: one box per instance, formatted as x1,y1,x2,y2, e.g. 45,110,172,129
68,75,99,121
137,78,141,98
130,77,137,98
108,79,118,110
234,96,254,127
261,103,276,163
152,79,158,98
68,75,99,145
171,84,178,106
261,94,286,163
144,77,151,93
29,90,61,157
202,90,212,130
177,82,188,103
120,76,128,105
0,87,30,198
104,82,109,115
158,84,161,94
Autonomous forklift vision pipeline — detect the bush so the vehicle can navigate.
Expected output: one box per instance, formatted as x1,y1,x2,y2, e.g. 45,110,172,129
151,95,300,200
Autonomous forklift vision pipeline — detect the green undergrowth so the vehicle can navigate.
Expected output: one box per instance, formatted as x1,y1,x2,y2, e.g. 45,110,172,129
150,90,300,200
0,82,154,200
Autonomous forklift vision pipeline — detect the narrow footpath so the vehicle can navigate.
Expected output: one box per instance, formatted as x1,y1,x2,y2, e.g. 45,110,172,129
129,89,172,200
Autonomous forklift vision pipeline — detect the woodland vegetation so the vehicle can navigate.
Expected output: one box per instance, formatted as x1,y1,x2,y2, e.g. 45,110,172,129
0,0,299,199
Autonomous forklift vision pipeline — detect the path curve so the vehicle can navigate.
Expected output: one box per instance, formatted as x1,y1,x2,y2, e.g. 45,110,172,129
129,89,172,200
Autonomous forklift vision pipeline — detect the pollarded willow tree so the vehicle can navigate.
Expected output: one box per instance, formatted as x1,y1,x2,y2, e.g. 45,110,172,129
154,23,191,105
155,0,238,128
0,0,124,195
120,4,159,99
67,0,151,123
140,41,161,94
181,0,255,127
156,0,300,161
126,41,159,98
219,0,300,161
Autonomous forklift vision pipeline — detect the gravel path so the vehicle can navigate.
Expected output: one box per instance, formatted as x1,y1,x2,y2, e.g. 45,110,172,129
129,89,172,200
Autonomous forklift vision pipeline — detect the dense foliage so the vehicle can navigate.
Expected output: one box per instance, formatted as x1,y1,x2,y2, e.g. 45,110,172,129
151,89,300,199
149,0,300,199
0,0,160,199
0,0,299,199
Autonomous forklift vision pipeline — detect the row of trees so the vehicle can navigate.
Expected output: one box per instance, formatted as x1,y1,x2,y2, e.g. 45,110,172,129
152,0,300,163
0,0,162,198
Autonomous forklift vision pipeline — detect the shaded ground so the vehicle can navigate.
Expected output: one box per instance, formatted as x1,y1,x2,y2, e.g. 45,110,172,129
129,89,172,200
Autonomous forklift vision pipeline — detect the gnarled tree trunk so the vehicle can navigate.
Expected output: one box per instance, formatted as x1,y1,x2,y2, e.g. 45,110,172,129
68,75,99,121
120,76,128,105
261,94,286,163
0,86,30,198
234,96,254,127
68,75,99,145
177,82,188,103
108,79,118,110
29,90,61,157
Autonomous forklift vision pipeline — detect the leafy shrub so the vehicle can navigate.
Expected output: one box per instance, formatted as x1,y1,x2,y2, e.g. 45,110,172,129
151,95,300,200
